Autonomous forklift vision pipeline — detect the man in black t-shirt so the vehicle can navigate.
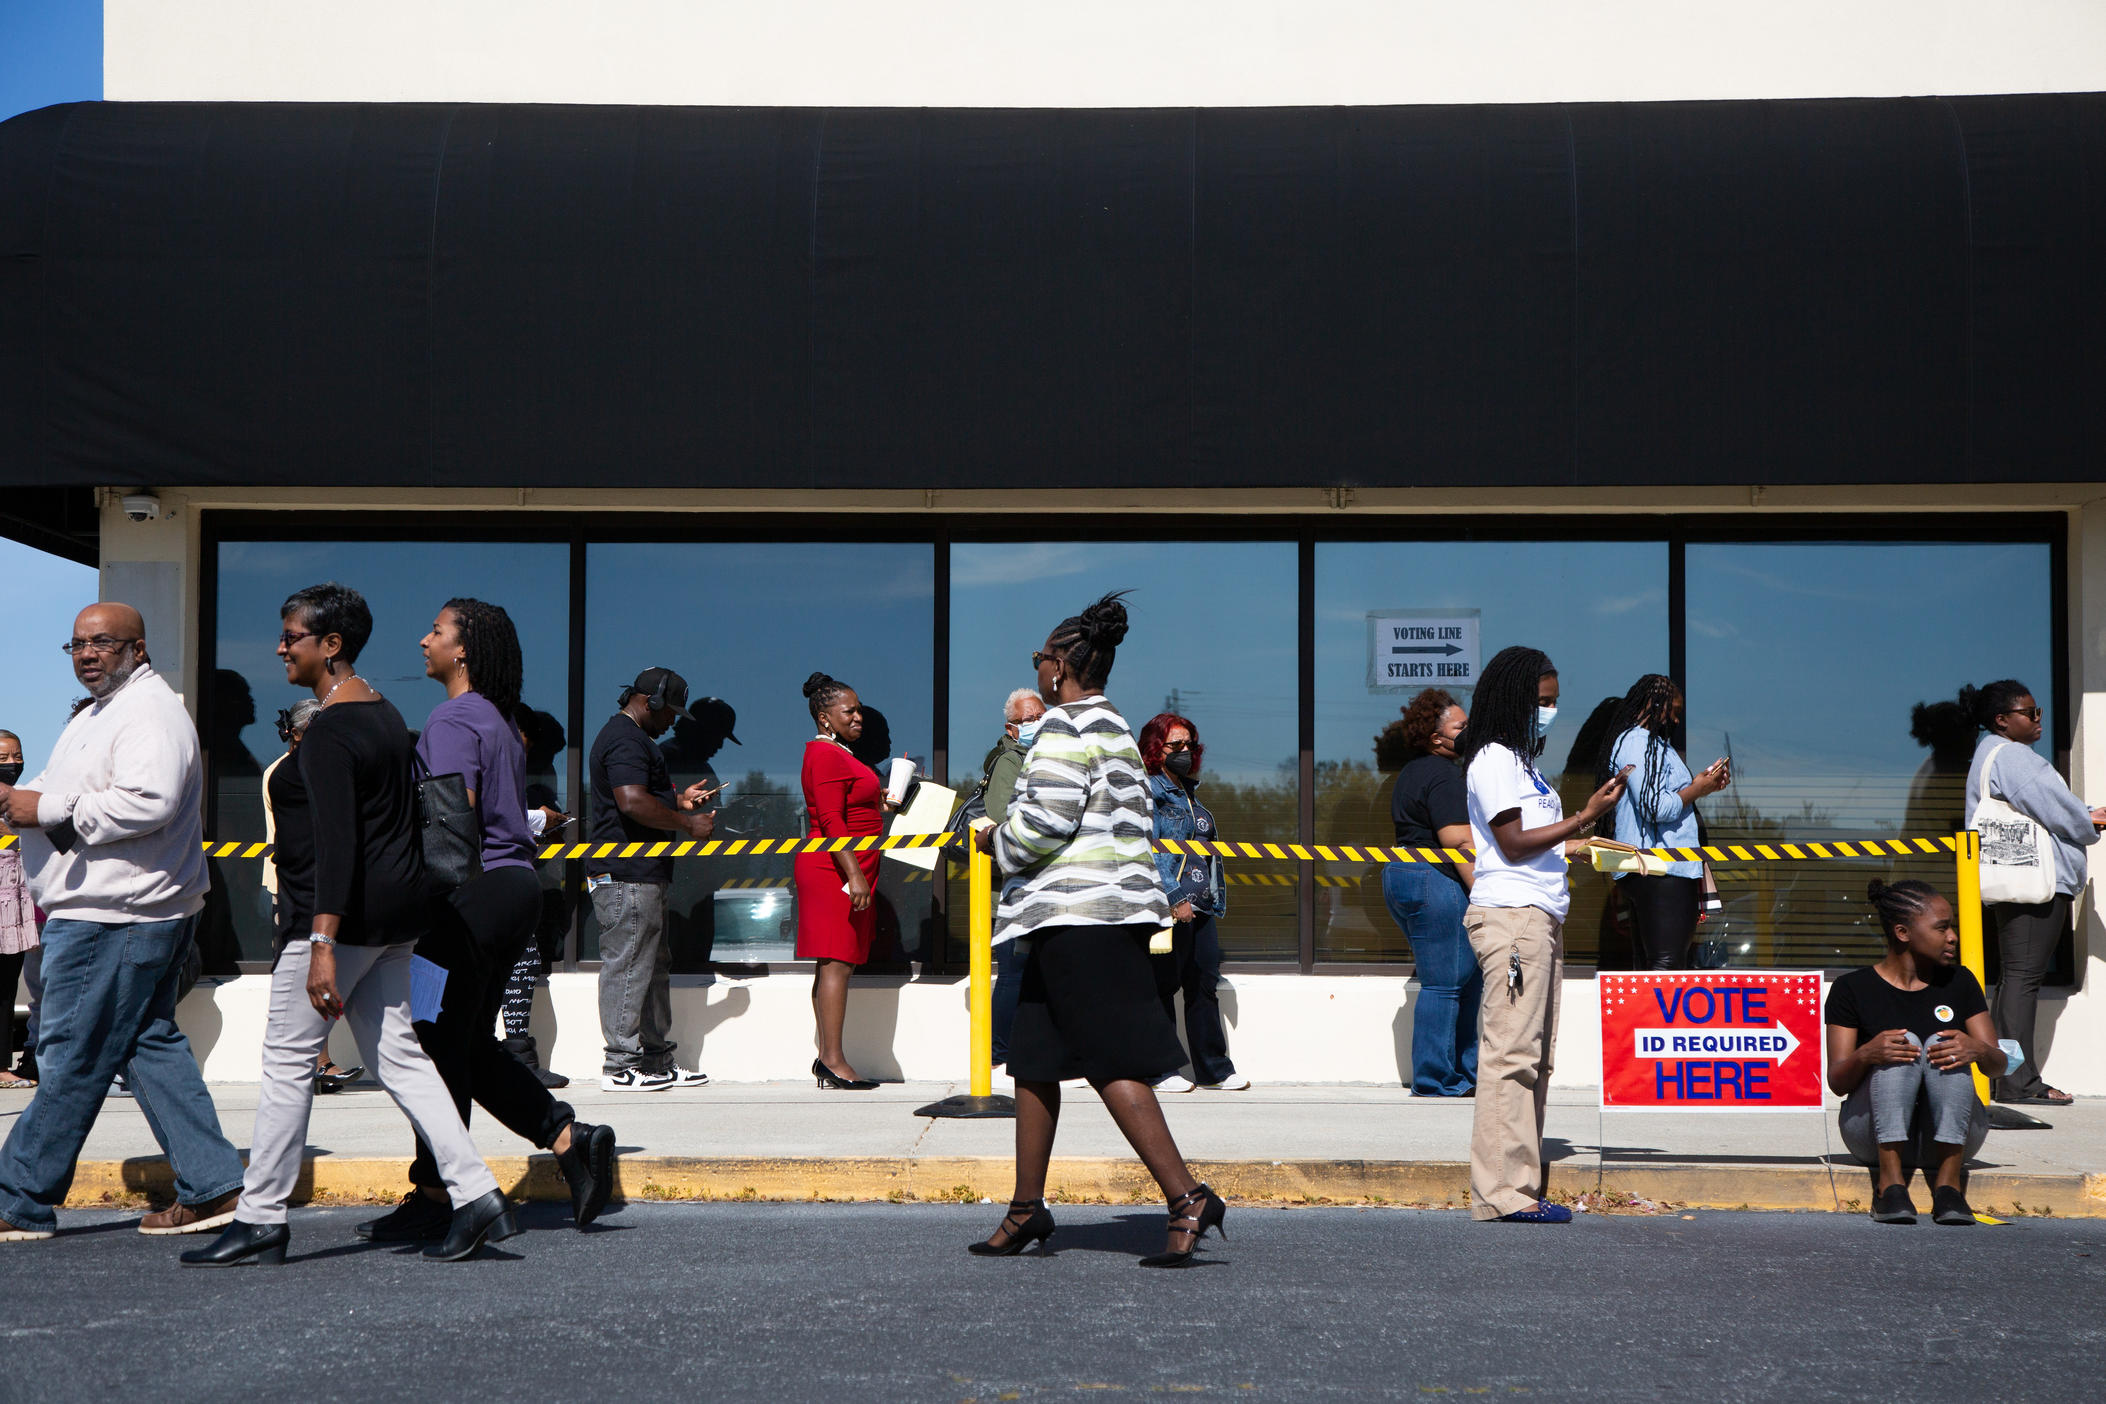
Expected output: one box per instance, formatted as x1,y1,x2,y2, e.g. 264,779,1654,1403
587,668,717,1092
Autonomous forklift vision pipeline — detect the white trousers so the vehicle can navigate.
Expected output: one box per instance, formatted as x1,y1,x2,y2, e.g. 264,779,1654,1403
238,941,499,1224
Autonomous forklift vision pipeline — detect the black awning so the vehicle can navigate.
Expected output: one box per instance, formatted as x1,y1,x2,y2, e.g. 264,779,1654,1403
1,97,2101,493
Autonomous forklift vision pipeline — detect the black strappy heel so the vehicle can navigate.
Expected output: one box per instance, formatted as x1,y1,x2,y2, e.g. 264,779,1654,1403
1138,1183,1227,1269
966,1198,1056,1256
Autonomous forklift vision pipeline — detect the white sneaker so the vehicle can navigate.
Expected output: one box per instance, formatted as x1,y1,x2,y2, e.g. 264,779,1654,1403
1154,1074,1197,1093
601,1068,677,1092
665,1067,711,1088
1199,1075,1252,1091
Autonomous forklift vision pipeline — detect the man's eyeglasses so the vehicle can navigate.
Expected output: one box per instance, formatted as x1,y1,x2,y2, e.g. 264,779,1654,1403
2002,706,2043,721
277,630,319,650
61,636,139,656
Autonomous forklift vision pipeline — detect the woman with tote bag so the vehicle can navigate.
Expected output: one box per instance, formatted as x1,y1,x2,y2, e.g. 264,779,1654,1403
1961,679,2105,1107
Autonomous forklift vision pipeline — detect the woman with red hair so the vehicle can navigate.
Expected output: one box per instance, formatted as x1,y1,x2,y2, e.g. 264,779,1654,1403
1139,713,1248,1092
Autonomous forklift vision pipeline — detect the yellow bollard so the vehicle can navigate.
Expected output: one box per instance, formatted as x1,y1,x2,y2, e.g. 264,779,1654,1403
911,833,1016,1119
969,839,995,1099
1953,829,1991,1106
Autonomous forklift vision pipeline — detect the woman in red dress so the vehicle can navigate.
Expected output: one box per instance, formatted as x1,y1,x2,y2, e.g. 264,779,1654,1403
796,672,895,1089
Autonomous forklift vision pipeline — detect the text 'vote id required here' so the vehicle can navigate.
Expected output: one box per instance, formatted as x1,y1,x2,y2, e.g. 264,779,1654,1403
1598,972,1825,1112
1366,610,1480,693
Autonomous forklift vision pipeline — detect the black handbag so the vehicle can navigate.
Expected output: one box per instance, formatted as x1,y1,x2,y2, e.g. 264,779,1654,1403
414,755,482,892
940,779,988,868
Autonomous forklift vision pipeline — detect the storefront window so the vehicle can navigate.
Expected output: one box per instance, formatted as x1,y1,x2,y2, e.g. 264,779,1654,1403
1685,540,2057,970
583,542,935,969
948,541,1301,962
1314,540,1671,963
210,539,573,965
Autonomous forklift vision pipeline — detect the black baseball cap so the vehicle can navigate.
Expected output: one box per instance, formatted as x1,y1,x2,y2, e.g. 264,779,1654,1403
624,666,695,719
693,696,741,745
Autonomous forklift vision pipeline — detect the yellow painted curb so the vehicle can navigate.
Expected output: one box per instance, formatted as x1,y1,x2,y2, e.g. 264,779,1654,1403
62,1155,2106,1218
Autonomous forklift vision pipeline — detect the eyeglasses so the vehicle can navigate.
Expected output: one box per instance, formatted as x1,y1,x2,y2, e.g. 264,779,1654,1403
1031,651,1055,668
1162,739,1193,752
277,630,319,650
61,636,139,656
2002,706,2043,721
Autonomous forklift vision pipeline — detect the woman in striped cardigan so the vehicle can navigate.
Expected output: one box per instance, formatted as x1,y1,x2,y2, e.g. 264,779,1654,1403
968,593,1227,1269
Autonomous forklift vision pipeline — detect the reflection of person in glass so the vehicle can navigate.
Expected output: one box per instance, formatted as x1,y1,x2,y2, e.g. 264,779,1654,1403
1138,711,1248,1093
353,599,617,1246
1382,689,1478,1097
1458,646,1627,1225
796,673,897,1089
1904,693,1976,839
1597,675,1730,971
186,584,517,1265
1825,880,2003,1226
262,698,364,1093
1961,679,2102,1108
970,594,1226,1267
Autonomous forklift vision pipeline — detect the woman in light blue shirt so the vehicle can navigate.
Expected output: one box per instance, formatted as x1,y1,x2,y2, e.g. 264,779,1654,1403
1599,675,1730,969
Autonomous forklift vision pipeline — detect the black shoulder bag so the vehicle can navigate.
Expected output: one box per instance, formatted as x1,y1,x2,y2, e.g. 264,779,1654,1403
414,754,482,892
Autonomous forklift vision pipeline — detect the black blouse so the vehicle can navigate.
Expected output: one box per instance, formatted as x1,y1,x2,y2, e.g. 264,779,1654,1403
297,698,434,947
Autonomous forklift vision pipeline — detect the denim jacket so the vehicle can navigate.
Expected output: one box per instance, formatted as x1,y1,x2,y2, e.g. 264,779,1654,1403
1149,772,1225,918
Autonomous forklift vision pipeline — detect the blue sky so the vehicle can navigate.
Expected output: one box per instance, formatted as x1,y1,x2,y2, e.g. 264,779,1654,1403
0,0,100,123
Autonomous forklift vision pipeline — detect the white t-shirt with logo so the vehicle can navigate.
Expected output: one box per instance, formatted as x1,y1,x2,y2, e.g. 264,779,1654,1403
1465,742,1570,921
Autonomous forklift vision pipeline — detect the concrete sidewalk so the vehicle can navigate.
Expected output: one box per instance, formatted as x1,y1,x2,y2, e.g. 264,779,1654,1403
19,1080,2106,1217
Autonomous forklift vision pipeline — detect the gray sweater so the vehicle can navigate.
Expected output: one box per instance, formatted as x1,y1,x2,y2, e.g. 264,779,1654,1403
1966,734,2097,896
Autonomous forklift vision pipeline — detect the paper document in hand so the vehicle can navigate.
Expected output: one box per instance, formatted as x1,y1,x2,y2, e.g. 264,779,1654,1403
885,780,959,870
408,955,449,1024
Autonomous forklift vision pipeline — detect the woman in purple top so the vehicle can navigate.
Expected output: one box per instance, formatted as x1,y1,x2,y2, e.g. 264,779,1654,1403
359,599,617,1244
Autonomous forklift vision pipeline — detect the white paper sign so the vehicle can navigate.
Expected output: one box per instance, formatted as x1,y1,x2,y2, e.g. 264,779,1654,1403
1367,610,1481,693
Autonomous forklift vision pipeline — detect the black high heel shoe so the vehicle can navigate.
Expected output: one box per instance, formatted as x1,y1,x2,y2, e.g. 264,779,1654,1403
423,1189,521,1262
967,1198,1056,1256
1138,1183,1227,1269
180,1219,289,1267
812,1058,879,1091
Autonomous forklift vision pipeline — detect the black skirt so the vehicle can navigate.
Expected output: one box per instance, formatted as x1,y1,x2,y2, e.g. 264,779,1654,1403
1007,922,1187,1084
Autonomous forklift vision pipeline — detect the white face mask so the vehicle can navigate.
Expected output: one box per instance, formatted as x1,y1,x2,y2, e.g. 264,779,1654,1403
1533,705,1558,740
1015,718,1045,747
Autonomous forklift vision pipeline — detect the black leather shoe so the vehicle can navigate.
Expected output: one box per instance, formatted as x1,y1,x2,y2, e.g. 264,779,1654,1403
180,1220,289,1267
423,1190,520,1261
555,1121,617,1228
357,1190,454,1242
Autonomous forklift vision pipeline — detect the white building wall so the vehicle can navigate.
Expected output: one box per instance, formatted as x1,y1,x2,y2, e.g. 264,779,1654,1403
105,1,2106,108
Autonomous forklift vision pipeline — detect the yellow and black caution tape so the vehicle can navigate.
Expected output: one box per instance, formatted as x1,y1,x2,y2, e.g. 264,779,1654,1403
0,831,1965,864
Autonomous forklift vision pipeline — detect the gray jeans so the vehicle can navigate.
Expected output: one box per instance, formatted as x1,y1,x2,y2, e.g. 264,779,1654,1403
592,879,674,1074
1837,1031,1989,1170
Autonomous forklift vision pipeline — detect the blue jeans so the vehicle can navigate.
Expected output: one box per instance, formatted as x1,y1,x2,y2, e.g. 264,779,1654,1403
1383,863,1480,1096
991,937,1025,1068
0,914,244,1230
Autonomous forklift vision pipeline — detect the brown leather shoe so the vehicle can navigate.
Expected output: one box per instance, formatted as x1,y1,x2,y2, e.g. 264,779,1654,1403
139,1190,241,1236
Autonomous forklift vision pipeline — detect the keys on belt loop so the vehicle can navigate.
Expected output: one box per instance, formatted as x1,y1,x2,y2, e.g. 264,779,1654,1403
1507,944,1523,995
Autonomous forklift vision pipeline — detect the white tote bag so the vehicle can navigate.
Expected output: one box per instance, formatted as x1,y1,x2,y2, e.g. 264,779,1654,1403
1973,742,2057,906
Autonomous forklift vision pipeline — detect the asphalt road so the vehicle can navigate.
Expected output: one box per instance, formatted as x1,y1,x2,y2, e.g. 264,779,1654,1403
4,1202,2099,1401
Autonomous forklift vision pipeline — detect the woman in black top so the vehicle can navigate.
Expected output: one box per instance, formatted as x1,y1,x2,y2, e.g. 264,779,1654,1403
184,583,519,1267
265,699,362,1093
1380,689,1479,1096
1824,880,2005,1227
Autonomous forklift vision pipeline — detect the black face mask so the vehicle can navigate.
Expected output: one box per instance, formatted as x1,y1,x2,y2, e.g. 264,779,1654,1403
0,763,21,786
1164,750,1195,778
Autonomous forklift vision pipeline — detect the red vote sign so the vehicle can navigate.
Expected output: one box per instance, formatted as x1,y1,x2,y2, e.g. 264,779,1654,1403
1598,971,1824,1112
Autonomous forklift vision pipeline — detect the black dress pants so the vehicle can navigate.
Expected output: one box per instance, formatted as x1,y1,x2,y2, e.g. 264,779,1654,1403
1989,892,2069,1101
1624,874,1701,971
410,866,573,1189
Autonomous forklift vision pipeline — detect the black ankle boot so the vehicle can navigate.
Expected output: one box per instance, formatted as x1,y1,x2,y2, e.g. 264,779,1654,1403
180,1219,289,1267
423,1190,521,1262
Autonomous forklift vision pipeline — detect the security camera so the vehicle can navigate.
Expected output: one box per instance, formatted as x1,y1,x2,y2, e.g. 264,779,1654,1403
120,492,161,523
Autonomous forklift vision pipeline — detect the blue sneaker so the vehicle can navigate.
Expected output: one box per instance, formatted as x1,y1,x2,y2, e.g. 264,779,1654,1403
1497,1201,1573,1224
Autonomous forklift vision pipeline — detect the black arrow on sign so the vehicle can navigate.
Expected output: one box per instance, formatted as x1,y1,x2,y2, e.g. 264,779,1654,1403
1392,645,1464,656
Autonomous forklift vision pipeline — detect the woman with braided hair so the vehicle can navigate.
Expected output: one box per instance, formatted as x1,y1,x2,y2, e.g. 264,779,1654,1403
1458,646,1629,1224
1825,879,2003,1225
1597,674,1730,970
357,598,618,1246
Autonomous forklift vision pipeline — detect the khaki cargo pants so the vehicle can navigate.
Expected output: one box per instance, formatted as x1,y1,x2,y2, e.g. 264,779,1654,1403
1463,903,1563,1220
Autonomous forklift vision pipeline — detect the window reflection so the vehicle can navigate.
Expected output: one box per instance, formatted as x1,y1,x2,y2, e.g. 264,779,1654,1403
1686,541,2056,970
949,541,1301,962
210,540,573,964
583,543,934,969
1315,541,1671,964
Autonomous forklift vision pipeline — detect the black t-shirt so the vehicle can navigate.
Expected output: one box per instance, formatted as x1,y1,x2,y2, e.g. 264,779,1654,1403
588,712,677,884
267,752,315,939
298,698,435,947
1393,753,1468,849
1824,963,1988,1045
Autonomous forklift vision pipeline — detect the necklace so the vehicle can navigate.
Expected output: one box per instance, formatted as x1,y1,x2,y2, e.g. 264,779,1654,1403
319,673,363,706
